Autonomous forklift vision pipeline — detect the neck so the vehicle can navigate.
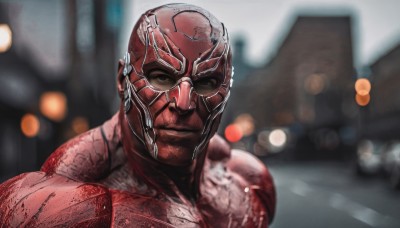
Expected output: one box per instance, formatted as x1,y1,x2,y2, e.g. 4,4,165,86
119,112,207,202
126,142,207,202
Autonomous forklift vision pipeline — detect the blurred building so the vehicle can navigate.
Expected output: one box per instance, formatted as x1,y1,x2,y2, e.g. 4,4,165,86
0,0,124,182
0,38,46,180
223,16,357,159
0,2,51,179
65,0,122,134
363,44,400,140
232,36,254,82
219,36,255,136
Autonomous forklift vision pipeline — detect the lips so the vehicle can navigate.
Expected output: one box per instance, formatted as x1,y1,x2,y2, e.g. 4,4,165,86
156,125,201,140
158,125,200,132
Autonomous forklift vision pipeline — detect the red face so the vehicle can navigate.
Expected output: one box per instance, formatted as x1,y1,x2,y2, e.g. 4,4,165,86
120,4,232,166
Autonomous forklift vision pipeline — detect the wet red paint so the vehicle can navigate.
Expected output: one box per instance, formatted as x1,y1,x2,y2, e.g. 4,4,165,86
0,4,276,227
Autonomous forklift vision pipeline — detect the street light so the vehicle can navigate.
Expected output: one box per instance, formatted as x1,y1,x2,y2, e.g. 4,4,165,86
355,78,371,96
39,92,67,122
0,24,12,53
21,114,40,138
355,93,370,107
354,78,371,106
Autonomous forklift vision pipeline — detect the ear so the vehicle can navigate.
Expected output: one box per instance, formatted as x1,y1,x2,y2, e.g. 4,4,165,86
117,59,125,99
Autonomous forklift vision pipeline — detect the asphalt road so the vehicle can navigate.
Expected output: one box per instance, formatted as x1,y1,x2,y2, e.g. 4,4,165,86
265,161,400,228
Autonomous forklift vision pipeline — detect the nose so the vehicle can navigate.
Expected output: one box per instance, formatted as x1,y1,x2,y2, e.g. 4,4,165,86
170,80,195,115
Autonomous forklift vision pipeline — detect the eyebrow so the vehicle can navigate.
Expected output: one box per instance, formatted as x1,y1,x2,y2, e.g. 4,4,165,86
191,39,228,78
147,29,186,76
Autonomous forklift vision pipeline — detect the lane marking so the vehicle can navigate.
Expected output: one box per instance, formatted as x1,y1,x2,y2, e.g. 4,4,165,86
289,180,399,227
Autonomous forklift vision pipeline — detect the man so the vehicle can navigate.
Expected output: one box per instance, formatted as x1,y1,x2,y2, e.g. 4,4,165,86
0,3,276,227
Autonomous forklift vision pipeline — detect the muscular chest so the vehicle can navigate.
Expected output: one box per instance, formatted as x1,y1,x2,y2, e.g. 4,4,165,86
108,166,266,227
110,190,203,227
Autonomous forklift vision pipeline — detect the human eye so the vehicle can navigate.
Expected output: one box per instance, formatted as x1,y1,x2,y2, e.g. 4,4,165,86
147,70,176,90
193,77,220,95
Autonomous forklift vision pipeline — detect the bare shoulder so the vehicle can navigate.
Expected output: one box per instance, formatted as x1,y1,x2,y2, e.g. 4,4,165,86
227,149,273,186
0,172,111,227
41,112,121,181
207,134,276,221
227,149,276,222
207,134,274,186
207,134,231,161
226,149,277,222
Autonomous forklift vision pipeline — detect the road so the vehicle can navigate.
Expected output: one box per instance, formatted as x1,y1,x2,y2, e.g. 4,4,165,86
264,161,400,228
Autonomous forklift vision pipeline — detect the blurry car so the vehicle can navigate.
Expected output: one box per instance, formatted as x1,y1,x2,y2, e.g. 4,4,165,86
381,141,400,190
390,162,400,190
355,139,385,176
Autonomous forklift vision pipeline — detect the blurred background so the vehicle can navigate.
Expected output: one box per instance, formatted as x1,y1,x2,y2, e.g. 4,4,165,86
1,0,400,227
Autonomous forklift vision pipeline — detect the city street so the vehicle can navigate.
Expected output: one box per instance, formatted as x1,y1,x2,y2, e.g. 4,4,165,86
265,161,400,228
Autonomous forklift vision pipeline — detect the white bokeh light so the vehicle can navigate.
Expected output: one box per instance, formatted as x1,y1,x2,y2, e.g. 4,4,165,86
269,129,287,147
0,24,12,53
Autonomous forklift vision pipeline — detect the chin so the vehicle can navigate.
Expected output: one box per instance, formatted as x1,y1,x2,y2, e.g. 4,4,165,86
156,144,196,166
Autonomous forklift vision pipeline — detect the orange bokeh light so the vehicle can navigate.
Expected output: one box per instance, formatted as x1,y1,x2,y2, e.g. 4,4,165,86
21,114,40,137
234,113,255,136
225,124,243,143
72,117,89,134
355,93,370,106
355,78,371,96
40,92,67,122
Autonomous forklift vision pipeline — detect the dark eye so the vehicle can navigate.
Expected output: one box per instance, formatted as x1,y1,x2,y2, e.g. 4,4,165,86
194,77,219,95
147,70,176,90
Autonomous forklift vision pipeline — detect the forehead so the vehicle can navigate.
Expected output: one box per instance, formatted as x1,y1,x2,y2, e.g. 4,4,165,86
151,6,223,61
130,4,229,80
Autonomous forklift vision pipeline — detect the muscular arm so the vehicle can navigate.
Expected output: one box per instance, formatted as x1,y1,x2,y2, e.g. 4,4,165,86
227,149,276,224
209,135,276,225
0,172,111,227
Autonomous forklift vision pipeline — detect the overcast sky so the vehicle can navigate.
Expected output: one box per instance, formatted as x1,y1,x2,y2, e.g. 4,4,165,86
120,0,400,69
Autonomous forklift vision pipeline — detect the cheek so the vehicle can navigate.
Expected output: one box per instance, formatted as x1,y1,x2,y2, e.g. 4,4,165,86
200,88,227,112
125,103,145,137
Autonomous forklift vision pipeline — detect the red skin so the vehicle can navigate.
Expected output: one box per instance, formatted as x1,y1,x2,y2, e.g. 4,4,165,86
0,4,276,227
0,113,276,227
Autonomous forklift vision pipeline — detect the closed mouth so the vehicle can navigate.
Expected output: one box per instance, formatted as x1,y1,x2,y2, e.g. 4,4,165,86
158,126,200,132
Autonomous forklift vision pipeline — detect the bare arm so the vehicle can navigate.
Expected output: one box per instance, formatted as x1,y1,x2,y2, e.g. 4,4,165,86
226,149,277,224
0,172,112,227
206,135,276,225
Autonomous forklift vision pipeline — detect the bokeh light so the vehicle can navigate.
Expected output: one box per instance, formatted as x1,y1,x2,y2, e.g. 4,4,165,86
234,113,255,136
40,92,67,122
355,93,370,106
225,124,243,143
21,114,40,138
355,78,371,96
0,24,12,53
269,129,287,147
72,117,89,134
304,73,325,95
